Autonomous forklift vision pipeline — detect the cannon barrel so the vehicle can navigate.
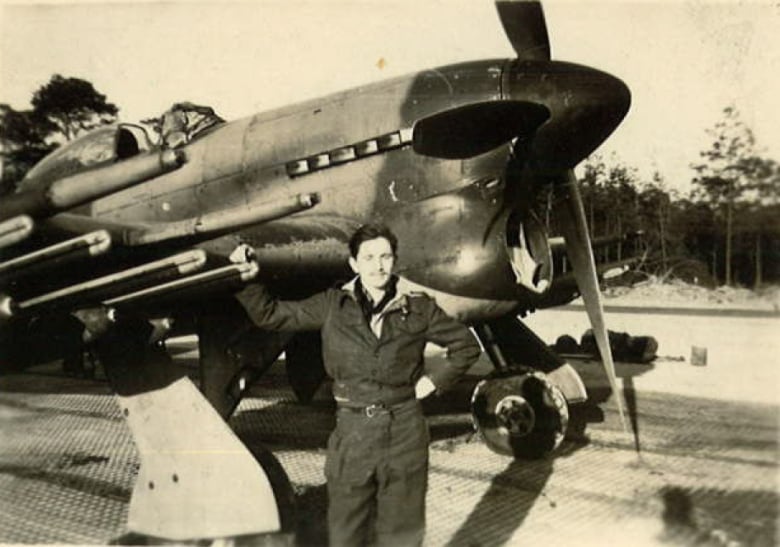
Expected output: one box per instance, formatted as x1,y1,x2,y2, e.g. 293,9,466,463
16,250,206,313
0,149,186,222
0,216,34,248
105,262,258,309
0,230,111,285
127,192,319,245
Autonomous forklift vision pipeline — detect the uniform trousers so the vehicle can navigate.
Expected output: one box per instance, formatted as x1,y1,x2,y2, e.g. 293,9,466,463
325,399,429,547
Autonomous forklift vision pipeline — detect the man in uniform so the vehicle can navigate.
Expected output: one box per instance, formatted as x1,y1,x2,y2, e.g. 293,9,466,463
233,223,481,546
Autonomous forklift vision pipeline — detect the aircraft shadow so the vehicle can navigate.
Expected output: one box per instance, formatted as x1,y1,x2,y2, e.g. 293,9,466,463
0,367,113,396
233,399,335,451
232,395,477,547
292,483,329,547
570,358,656,453
421,364,637,545
447,458,554,546
234,372,600,547
446,434,587,546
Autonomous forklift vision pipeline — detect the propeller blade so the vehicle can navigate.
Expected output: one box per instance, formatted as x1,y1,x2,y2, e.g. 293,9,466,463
554,170,627,431
496,0,551,61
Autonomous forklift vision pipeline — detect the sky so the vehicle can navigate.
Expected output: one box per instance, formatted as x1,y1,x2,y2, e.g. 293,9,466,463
1,0,779,195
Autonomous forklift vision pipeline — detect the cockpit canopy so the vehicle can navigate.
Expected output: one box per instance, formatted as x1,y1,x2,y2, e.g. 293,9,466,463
19,124,154,192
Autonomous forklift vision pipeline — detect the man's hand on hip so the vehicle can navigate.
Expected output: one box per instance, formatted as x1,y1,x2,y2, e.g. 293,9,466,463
414,376,436,399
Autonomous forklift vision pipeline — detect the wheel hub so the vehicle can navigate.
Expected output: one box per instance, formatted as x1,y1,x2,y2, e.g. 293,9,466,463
495,395,535,436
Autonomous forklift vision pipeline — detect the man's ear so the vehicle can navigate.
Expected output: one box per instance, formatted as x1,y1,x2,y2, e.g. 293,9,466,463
348,257,359,274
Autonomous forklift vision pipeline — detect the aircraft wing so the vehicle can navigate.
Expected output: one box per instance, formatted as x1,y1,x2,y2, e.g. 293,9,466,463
45,191,318,247
1,197,321,332
0,128,318,326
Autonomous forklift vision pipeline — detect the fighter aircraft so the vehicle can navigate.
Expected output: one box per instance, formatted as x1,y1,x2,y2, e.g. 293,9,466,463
0,1,631,542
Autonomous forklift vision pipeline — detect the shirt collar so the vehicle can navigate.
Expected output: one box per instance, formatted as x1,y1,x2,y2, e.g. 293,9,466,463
342,275,413,314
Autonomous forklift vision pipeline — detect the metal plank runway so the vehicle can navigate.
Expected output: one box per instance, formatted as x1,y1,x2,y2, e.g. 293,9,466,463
0,354,777,546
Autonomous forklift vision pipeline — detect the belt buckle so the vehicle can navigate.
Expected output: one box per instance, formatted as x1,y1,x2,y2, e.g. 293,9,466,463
365,403,385,418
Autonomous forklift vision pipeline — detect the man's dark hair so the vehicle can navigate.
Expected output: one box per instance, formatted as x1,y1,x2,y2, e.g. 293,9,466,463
348,223,398,258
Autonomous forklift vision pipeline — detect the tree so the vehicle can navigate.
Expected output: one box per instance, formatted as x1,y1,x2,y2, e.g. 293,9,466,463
692,105,756,286
0,75,118,194
31,74,118,142
602,161,640,259
579,154,606,238
734,156,780,287
638,173,672,272
0,105,56,195
671,198,719,285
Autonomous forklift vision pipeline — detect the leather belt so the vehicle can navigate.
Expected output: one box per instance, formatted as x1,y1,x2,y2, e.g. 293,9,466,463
338,397,416,418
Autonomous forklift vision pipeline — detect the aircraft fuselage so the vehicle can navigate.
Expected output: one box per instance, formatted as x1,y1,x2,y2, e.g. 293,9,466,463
28,58,628,321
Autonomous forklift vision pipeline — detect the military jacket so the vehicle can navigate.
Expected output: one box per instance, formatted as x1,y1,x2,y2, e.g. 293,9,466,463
235,277,481,405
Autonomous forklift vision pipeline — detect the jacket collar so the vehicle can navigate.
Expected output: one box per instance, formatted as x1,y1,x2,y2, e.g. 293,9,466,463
342,275,413,316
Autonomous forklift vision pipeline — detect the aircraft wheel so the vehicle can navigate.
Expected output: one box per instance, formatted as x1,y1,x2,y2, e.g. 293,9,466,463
471,370,568,459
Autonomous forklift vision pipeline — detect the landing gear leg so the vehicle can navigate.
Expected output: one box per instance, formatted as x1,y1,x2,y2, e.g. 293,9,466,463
198,301,291,418
285,331,327,404
471,316,584,459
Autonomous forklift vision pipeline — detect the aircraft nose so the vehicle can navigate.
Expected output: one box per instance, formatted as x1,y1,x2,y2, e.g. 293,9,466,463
503,60,631,169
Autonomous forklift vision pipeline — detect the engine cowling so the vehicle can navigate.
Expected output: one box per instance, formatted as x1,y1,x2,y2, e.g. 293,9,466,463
385,181,553,302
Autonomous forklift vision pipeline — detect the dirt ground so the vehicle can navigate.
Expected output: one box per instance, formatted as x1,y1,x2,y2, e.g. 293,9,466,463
598,277,780,312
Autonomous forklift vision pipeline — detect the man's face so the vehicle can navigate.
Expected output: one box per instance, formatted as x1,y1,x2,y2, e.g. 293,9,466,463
349,237,395,291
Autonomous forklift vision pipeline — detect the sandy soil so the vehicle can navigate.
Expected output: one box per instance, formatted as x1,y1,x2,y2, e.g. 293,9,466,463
593,278,780,312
